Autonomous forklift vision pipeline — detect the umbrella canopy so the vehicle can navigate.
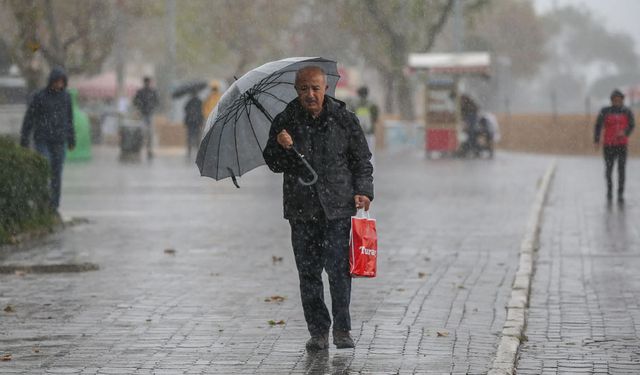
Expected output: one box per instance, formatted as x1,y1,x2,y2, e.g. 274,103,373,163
196,57,339,186
171,80,208,98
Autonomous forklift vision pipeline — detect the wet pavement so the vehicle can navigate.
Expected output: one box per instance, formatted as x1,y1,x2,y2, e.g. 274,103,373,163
517,156,640,375
1,145,553,374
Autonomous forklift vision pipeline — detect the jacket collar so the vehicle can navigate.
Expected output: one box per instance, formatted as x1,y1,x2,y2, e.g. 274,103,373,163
287,95,341,120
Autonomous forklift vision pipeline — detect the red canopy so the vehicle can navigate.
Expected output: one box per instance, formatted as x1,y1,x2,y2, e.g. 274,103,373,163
71,72,142,99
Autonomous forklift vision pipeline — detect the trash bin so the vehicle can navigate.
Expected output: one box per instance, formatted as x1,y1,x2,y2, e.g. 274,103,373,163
119,118,144,161
66,88,92,161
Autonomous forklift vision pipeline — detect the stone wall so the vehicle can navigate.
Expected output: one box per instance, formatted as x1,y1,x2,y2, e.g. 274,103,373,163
497,113,640,156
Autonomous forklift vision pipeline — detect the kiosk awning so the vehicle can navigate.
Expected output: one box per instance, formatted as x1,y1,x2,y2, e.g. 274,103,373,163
408,52,491,75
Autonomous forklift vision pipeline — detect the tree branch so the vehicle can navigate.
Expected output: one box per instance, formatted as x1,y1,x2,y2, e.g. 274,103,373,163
423,0,455,51
43,0,61,54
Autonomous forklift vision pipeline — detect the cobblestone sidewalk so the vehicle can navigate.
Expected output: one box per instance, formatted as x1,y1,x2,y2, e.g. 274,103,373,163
517,156,640,375
0,147,550,374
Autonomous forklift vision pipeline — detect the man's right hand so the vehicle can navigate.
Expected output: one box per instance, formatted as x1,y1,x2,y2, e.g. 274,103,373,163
277,129,293,149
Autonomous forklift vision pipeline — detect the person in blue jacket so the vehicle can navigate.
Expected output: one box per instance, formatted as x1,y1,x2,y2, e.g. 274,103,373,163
20,67,75,212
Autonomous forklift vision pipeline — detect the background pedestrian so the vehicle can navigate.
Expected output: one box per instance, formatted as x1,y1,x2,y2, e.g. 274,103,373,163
594,89,635,202
20,66,76,215
183,91,204,160
133,76,159,159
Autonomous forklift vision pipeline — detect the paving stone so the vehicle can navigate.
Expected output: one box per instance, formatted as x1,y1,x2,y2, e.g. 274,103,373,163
517,156,640,374
0,147,551,373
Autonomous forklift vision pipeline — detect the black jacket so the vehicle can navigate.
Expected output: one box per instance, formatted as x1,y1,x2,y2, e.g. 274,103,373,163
20,67,75,147
133,86,159,116
184,96,204,130
263,96,374,221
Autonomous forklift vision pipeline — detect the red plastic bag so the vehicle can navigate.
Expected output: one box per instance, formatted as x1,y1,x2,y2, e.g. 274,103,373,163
349,209,377,277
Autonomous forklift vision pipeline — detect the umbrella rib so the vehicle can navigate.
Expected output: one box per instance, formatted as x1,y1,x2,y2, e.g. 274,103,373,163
214,97,249,180
244,97,267,157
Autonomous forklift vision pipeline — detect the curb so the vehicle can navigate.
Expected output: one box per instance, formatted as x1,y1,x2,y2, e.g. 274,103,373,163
488,160,557,375
0,217,88,256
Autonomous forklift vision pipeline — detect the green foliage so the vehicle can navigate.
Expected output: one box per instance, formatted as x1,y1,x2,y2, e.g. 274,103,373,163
0,136,56,245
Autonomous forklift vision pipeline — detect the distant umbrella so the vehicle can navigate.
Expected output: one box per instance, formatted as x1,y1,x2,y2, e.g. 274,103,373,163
171,80,208,99
196,57,339,188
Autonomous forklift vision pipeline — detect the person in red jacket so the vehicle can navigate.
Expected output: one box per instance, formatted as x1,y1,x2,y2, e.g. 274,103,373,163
594,89,635,202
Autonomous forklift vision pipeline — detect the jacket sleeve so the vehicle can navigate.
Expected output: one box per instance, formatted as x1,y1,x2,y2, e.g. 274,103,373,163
20,95,39,147
346,112,374,200
66,93,76,147
594,109,605,143
262,113,303,174
626,108,635,136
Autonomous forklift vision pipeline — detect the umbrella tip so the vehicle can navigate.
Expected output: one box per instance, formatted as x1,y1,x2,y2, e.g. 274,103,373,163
227,167,240,188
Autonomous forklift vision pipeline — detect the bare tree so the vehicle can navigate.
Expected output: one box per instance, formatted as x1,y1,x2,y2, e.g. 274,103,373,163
333,0,474,119
1,0,120,92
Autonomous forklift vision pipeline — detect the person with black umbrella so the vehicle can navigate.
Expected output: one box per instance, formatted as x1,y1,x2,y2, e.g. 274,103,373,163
183,91,204,160
263,66,374,351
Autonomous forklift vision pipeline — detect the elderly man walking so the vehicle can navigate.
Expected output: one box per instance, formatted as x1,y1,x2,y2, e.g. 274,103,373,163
263,66,374,351
594,89,635,203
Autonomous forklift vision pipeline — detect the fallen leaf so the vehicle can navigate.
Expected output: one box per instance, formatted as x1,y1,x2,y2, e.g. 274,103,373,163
145,319,152,322
268,320,277,326
268,319,286,326
14,270,26,277
272,256,283,264
396,288,405,292
276,320,285,325
4,305,15,313
437,331,449,337
418,272,427,279
33,347,40,353
1,353,11,361
164,248,176,255
265,295,286,303
27,40,40,52
457,285,466,289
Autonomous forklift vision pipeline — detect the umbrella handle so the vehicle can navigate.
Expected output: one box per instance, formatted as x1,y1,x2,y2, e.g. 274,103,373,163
291,146,318,186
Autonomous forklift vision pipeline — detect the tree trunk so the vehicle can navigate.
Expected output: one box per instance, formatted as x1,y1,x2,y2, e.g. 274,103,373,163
396,73,414,120
382,71,394,114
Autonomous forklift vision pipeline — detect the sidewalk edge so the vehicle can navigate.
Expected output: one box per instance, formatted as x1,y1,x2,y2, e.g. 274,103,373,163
488,159,557,375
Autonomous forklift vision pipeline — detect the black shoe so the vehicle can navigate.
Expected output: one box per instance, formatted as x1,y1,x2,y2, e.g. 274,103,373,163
607,190,613,201
305,334,329,351
333,330,355,349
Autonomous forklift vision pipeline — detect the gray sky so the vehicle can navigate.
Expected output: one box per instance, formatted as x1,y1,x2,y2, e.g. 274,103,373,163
533,0,640,53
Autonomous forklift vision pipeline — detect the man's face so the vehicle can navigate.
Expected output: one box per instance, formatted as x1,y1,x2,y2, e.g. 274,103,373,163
612,96,624,108
51,78,65,92
295,69,327,116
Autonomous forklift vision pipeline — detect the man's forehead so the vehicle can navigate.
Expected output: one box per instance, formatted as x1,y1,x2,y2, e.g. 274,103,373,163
296,68,326,84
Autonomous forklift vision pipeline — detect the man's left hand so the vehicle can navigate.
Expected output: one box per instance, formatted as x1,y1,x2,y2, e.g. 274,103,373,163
68,143,75,151
354,195,371,211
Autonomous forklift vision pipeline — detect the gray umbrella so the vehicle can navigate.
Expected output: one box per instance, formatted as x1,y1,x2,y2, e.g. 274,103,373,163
196,57,340,187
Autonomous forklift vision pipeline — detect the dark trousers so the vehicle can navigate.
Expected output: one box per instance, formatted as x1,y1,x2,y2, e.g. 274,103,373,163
186,126,201,159
35,141,66,209
142,114,154,156
604,145,627,195
289,217,352,336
